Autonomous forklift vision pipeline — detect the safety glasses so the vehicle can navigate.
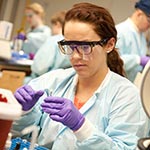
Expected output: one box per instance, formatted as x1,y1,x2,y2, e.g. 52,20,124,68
25,13,34,18
58,38,109,55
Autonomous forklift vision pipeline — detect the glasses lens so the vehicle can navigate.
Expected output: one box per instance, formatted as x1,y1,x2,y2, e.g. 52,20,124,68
61,45,73,55
58,40,93,55
25,13,33,18
78,45,91,55
60,44,92,55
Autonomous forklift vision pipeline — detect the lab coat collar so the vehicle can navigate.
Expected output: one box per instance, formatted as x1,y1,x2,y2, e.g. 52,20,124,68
71,68,112,114
72,68,111,91
94,69,112,95
57,69,112,136
127,18,140,33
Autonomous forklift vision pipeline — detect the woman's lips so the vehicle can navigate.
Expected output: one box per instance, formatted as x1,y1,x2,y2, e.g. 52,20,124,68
73,64,87,69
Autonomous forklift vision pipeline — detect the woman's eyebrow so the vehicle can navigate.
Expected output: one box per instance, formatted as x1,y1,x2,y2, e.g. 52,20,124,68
64,39,93,42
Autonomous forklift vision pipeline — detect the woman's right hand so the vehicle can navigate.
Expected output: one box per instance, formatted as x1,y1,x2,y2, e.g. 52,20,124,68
14,85,44,111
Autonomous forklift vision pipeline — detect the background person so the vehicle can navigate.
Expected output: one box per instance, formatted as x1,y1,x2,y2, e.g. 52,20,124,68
50,11,66,35
24,11,71,83
22,3,51,55
116,0,150,82
13,3,148,149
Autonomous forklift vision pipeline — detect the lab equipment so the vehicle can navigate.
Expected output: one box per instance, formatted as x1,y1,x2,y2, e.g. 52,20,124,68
21,125,38,150
0,39,11,60
11,51,29,60
58,39,109,61
14,142,21,150
139,61,150,118
0,21,13,40
22,25,51,54
13,33,26,52
41,97,85,131
140,56,150,67
116,18,147,81
0,88,22,150
12,68,148,149
5,133,12,150
136,61,150,150
44,89,52,97
138,138,150,150
10,138,48,150
11,125,48,150
14,85,44,111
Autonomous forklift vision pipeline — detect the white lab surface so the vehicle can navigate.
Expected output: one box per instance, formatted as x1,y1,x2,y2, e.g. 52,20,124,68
13,68,148,150
116,18,147,82
23,25,51,54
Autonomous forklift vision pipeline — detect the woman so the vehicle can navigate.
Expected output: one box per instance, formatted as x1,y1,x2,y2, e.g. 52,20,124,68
13,3,148,149
22,3,51,55
50,11,66,35
24,10,71,84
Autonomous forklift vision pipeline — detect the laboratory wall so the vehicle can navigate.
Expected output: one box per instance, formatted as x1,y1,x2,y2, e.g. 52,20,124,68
1,0,138,36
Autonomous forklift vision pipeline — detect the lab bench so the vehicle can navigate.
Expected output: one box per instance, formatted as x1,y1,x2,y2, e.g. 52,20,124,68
0,59,32,76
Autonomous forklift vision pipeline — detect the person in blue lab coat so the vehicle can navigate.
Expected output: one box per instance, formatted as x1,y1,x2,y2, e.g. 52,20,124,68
12,3,148,150
22,3,51,55
50,11,67,35
24,11,71,83
116,0,150,82
30,34,71,78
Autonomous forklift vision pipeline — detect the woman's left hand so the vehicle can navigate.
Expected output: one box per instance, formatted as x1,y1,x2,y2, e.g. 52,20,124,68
41,96,85,131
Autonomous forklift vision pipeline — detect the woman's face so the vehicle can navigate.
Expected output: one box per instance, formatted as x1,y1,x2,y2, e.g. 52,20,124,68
25,9,41,27
51,22,62,35
64,21,112,79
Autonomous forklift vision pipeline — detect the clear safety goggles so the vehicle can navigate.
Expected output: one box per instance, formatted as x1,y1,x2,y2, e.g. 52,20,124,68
146,15,150,23
25,13,35,18
58,38,109,56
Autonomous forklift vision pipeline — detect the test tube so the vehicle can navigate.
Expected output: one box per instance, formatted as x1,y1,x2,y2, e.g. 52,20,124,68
44,89,53,97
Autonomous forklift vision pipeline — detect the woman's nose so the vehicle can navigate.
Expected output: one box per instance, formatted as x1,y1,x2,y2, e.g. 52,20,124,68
71,49,82,59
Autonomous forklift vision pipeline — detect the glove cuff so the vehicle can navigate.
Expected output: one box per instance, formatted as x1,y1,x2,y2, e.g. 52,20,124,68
74,118,95,141
71,116,85,131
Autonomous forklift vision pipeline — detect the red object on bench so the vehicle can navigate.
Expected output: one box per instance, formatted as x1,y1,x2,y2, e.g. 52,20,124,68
0,94,7,103
0,89,22,150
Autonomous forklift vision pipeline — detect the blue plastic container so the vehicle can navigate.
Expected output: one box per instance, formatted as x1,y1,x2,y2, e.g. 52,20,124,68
10,138,48,150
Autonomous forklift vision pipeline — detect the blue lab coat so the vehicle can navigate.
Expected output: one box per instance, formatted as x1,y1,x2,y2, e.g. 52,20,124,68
13,68,148,149
23,25,51,54
116,18,147,82
31,34,71,77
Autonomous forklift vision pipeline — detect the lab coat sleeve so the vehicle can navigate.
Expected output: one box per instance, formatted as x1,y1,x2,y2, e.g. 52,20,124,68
12,75,49,136
31,38,56,76
116,33,141,72
31,35,70,76
23,27,51,54
26,27,51,48
12,96,45,137
74,86,147,150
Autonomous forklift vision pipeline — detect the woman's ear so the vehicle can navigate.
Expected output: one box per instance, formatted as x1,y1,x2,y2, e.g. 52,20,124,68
104,37,115,53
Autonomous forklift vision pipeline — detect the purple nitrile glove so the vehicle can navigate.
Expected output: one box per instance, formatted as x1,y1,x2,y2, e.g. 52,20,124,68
140,56,150,67
17,33,26,40
41,97,85,131
14,85,44,111
29,53,35,60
